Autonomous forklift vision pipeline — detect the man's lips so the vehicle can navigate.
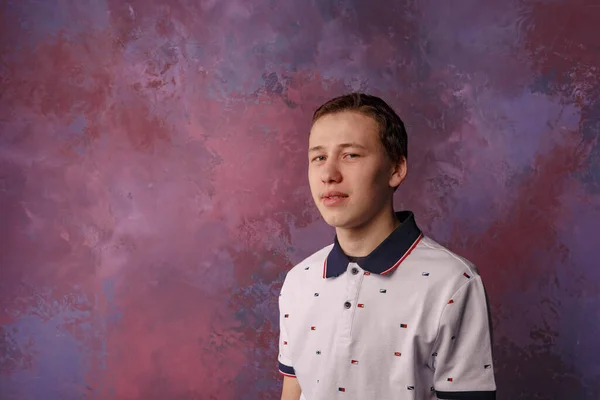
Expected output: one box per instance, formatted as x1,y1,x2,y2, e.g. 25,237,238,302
321,192,349,206
322,191,348,199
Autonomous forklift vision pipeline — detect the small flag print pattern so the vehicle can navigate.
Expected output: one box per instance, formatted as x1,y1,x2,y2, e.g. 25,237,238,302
311,326,316,331
463,272,471,279
448,299,454,304
394,352,401,356
447,378,453,382
422,272,430,276
400,323,408,328
351,360,358,365
338,388,345,392
380,289,387,293
358,304,365,308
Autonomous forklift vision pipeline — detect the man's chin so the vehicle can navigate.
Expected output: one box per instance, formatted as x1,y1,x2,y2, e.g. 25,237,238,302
321,212,353,229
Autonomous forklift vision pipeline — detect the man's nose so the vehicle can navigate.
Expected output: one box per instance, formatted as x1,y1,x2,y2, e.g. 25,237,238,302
321,160,342,183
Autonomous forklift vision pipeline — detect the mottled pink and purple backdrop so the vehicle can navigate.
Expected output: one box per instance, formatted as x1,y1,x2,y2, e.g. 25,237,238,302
0,0,598,399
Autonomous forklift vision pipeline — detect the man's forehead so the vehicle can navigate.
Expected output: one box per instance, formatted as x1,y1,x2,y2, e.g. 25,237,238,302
310,112,378,139
308,127,378,150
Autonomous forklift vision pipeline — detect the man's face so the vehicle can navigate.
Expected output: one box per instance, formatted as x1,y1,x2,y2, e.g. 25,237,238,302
308,111,404,229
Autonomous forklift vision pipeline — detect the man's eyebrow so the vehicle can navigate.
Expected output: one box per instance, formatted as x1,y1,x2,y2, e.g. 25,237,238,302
308,142,367,152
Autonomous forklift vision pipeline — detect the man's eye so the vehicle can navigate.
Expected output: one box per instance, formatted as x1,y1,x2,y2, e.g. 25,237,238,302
312,156,325,162
345,154,359,158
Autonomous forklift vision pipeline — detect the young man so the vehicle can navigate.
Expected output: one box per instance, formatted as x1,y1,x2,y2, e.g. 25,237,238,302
277,93,496,400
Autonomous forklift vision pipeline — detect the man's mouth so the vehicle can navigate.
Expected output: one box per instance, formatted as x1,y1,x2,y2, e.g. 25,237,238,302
322,190,348,205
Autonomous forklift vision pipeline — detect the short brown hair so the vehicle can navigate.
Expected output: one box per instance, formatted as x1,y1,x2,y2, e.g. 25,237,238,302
311,92,408,166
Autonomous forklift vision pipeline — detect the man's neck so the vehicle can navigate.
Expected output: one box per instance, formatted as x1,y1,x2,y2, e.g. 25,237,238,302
335,208,400,258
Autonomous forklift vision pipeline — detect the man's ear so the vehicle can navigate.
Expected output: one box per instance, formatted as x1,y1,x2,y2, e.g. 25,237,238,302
389,157,407,188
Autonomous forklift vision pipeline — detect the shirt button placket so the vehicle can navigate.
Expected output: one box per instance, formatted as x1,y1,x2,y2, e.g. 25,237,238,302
341,264,363,343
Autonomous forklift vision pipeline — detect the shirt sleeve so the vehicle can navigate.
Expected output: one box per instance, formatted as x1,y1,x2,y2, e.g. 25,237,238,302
432,274,496,400
278,275,296,378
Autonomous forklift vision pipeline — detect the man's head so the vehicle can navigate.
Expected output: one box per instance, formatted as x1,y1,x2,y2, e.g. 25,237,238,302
308,93,409,229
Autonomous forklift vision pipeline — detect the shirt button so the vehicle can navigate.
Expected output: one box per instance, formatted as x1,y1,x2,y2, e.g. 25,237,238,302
344,301,351,309
351,267,359,275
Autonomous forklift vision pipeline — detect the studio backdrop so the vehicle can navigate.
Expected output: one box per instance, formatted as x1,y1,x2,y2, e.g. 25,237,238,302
0,0,598,399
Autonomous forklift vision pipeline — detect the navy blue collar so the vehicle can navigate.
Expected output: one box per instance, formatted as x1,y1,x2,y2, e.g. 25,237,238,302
323,211,422,278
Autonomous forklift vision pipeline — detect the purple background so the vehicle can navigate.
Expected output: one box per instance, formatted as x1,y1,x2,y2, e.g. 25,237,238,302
1,0,599,399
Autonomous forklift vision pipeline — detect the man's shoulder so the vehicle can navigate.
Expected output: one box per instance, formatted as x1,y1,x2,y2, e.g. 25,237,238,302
414,235,481,278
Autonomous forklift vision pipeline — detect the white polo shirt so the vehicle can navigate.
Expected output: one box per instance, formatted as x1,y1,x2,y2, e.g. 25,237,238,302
278,211,496,400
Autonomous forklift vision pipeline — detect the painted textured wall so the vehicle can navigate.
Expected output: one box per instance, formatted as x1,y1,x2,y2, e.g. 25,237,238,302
1,0,599,399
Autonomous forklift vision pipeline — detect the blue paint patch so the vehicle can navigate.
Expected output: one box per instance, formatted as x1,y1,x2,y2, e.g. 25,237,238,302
553,204,600,389
67,114,87,136
101,278,115,303
185,41,206,60
480,91,580,169
530,68,558,95
72,144,86,156
0,312,90,399
64,114,89,155
573,100,600,194
6,0,109,48
101,279,123,329
229,278,279,331
314,0,338,22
